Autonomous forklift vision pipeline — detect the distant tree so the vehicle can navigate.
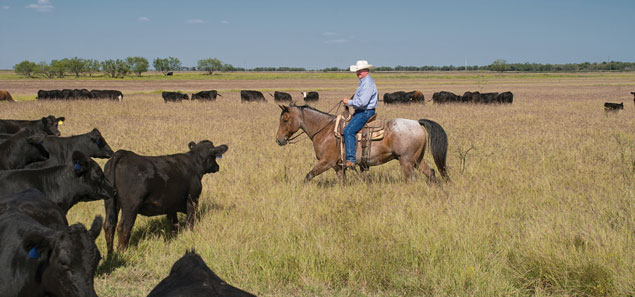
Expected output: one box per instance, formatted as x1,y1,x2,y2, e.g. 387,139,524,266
102,59,118,78
49,59,68,78
13,60,38,78
490,59,508,72
126,56,149,76
36,61,56,79
116,59,131,77
66,57,86,78
85,59,101,77
197,58,223,75
153,57,181,75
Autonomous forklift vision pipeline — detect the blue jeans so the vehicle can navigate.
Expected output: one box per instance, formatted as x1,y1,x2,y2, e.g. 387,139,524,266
344,109,375,163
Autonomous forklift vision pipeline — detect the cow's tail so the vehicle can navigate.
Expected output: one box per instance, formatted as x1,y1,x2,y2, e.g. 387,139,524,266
418,119,448,179
268,93,274,97
103,151,124,254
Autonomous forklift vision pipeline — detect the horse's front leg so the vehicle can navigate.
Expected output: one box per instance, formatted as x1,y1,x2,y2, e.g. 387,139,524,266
304,160,333,182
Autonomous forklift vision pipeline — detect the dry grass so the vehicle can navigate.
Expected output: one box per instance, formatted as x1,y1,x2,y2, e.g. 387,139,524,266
1,72,634,296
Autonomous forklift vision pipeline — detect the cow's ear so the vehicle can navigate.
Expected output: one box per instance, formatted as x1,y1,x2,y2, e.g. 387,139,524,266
89,216,103,240
71,151,90,176
188,142,196,150
89,128,101,140
56,117,65,122
27,132,47,144
212,144,228,156
22,232,51,259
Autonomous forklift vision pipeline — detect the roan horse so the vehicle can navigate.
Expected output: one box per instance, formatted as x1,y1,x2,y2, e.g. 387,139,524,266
276,103,448,182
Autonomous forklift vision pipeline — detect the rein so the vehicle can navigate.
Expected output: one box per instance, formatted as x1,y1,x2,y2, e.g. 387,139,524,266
286,101,343,144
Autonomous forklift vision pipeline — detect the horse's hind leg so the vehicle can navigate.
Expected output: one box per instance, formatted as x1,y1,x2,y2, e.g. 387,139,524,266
417,158,437,183
398,157,416,182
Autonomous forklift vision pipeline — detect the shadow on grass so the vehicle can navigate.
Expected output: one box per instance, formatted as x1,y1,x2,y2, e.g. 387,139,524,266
97,252,127,275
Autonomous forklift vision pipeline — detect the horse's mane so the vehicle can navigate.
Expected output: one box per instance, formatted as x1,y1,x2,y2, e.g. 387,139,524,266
289,104,336,118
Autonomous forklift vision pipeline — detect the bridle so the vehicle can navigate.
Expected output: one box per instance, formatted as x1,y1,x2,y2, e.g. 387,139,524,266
284,101,343,145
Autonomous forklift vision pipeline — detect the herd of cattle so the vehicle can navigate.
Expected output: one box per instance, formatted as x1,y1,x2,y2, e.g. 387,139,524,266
0,116,254,297
37,89,124,101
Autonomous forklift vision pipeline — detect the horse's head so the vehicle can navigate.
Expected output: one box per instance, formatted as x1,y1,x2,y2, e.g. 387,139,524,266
276,104,302,146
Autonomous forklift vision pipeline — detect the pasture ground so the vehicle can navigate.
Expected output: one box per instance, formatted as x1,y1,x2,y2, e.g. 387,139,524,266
1,72,634,296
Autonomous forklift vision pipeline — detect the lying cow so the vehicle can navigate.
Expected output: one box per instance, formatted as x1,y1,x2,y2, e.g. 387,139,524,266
0,129,49,170
406,91,425,103
25,128,113,169
163,92,189,103
104,140,228,253
0,151,115,214
631,92,635,106
0,89,14,102
147,249,256,297
432,91,461,104
301,91,319,102
240,90,266,103
0,189,102,297
0,115,65,136
270,91,292,103
604,102,624,112
191,90,221,101
383,91,408,104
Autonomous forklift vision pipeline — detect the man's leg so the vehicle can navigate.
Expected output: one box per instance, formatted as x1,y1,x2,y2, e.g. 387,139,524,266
344,110,375,163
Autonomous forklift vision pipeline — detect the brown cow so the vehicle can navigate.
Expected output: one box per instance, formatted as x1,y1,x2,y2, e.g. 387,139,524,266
0,90,14,102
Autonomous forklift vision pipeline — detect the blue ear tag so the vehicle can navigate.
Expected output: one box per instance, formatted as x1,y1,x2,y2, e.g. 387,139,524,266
29,247,40,259
216,155,222,159
74,162,82,171
96,139,102,146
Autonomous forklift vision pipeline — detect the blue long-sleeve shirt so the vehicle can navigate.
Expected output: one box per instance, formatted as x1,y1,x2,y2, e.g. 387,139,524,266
348,75,378,110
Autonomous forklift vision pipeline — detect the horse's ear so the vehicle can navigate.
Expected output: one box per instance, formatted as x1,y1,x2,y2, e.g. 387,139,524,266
279,105,289,112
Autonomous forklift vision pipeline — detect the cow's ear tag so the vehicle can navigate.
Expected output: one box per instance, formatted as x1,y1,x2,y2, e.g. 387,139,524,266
74,162,82,171
58,120,64,126
29,247,40,259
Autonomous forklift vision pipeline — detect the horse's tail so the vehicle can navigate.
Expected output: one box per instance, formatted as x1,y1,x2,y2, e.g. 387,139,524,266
418,119,448,179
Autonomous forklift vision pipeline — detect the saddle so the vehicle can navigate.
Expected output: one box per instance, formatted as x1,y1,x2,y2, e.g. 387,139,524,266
334,108,386,171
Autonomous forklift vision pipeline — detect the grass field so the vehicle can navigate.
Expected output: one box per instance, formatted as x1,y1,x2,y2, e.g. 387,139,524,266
1,72,634,296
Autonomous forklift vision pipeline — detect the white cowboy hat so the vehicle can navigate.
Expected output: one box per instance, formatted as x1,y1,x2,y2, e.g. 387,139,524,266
349,60,374,72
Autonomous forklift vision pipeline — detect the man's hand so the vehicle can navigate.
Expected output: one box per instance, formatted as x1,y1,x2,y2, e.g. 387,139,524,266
342,97,349,105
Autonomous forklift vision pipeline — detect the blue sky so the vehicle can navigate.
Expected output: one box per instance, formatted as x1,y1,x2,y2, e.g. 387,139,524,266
1,0,634,70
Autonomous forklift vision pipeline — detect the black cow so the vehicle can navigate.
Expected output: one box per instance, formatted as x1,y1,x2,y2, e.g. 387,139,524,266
0,151,116,214
25,128,113,169
37,90,62,100
0,115,65,136
91,89,124,101
163,92,189,103
147,249,256,297
432,91,461,104
270,91,292,103
631,92,635,106
103,140,228,253
382,91,408,104
167,72,174,76
495,91,513,104
191,90,221,101
0,129,49,170
0,189,102,297
604,102,624,112
301,91,319,102
240,90,266,103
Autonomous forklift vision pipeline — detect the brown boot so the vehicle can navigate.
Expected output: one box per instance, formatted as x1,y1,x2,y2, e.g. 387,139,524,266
345,161,355,169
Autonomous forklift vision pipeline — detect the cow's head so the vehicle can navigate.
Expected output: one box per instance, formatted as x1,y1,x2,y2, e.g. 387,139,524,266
72,151,116,203
41,115,65,136
188,140,228,174
21,216,102,297
87,128,114,158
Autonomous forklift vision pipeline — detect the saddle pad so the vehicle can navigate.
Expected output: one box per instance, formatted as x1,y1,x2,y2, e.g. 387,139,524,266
334,115,385,141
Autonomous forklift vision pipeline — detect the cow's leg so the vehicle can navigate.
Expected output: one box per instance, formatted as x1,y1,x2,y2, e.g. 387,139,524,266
304,160,333,182
186,194,199,230
167,212,178,232
103,198,120,255
117,208,139,252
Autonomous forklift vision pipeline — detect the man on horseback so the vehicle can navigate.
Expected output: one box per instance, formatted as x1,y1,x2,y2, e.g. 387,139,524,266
342,60,378,169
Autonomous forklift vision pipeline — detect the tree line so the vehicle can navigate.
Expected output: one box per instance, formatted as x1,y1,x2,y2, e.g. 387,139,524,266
12,57,635,78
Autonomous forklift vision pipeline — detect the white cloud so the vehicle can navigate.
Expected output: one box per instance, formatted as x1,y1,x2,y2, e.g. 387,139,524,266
2,5,9,10
324,39,349,44
220,20,230,24
138,16,150,22
185,19,205,24
26,0,53,12
322,32,337,36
